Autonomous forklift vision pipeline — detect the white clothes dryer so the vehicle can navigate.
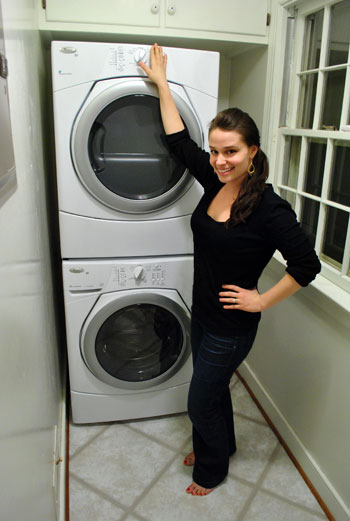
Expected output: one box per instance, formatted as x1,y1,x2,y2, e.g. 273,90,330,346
51,41,220,258
63,256,193,423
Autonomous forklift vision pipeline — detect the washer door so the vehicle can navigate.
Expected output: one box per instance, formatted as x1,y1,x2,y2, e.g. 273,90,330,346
72,79,203,214
81,290,191,390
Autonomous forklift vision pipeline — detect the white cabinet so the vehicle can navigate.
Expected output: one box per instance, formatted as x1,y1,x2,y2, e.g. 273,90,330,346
45,0,161,28
41,0,269,42
165,0,268,37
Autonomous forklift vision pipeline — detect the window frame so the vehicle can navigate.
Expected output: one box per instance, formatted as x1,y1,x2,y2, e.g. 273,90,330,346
274,0,350,293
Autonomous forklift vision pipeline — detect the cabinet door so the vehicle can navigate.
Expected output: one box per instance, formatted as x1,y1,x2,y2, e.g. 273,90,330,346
45,0,161,27
165,0,268,36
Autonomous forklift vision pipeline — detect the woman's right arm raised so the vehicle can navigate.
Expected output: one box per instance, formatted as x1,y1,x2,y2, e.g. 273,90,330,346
138,43,184,135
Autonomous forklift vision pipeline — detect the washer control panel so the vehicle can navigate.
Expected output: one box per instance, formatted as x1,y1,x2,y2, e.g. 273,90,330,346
112,263,166,288
63,259,175,292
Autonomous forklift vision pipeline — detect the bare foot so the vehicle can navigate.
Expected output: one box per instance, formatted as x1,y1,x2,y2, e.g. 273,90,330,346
186,481,214,496
183,451,195,466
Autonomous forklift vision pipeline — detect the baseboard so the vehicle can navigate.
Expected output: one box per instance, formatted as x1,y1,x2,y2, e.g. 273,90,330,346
56,379,67,521
238,362,350,521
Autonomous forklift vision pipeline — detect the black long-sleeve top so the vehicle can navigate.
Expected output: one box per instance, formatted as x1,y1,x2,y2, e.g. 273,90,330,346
166,129,321,334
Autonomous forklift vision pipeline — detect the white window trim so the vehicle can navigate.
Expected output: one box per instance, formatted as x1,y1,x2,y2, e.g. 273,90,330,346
262,0,350,309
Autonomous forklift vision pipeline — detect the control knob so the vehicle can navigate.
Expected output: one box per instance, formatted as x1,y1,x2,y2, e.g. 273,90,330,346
134,48,147,64
134,265,144,280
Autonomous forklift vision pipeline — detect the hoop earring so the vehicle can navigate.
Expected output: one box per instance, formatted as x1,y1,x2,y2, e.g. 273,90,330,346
248,161,255,176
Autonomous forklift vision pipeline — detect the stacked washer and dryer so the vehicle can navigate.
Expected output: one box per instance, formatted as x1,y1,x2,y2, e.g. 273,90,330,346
51,41,220,423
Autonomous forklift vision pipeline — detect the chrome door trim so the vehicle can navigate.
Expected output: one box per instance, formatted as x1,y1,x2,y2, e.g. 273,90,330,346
81,290,191,389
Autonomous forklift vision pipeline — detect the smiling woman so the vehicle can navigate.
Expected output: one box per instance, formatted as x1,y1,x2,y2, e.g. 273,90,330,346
139,43,321,498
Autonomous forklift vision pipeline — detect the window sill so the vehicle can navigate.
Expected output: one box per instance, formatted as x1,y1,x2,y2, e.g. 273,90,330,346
271,252,350,324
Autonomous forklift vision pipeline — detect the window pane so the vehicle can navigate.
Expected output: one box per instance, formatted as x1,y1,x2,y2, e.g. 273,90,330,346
322,206,348,265
327,0,350,66
304,140,326,196
329,141,350,206
302,9,324,70
280,189,296,209
300,198,320,247
321,69,346,130
298,73,318,128
282,136,301,188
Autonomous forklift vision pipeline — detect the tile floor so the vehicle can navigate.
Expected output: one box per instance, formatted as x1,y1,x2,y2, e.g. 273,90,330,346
69,374,329,521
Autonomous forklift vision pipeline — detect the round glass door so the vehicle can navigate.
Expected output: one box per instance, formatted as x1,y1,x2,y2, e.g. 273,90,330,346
72,80,203,214
81,292,191,390
95,304,183,382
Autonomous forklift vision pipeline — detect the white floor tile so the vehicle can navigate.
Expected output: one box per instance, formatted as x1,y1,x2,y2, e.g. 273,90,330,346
70,423,175,508
69,423,107,457
135,457,254,521
70,476,125,521
261,446,326,514
128,413,192,450
242,491,328,521
231,379,266,422
228,415,278,484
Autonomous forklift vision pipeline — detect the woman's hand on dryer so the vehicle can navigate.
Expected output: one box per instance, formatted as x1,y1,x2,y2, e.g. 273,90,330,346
139,43,185,135
138,43,168,88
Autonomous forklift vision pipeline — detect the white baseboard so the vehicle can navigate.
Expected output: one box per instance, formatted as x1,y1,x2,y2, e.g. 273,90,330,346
239,362,350,521
56,384,67,521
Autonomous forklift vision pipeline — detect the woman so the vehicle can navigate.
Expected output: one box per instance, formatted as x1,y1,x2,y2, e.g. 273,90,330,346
139,44,321,497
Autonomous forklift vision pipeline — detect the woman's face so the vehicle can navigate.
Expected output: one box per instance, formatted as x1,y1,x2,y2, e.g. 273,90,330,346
209,128,258,187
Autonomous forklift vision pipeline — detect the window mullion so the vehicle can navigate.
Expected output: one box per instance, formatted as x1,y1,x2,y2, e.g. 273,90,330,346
312,5,331,129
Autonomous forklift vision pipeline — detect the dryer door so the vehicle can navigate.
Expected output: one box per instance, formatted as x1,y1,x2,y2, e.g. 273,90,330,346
72,79,203,214
81,290,191,390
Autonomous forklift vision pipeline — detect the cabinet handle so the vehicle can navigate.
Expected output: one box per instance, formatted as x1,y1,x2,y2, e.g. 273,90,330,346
151,2,160,14
167,4,176,15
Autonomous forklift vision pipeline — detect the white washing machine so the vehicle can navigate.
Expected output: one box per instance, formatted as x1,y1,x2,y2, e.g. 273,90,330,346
52,41,219,258
63,256,193,423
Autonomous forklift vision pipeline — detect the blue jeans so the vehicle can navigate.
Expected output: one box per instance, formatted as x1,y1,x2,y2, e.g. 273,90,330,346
188,317,258,488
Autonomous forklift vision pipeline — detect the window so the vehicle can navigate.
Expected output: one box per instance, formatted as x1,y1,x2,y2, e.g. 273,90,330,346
277,0,350,291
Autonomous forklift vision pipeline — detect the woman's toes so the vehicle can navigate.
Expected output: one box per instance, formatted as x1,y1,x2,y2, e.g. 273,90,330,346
186,482,214,496
183,451,195,466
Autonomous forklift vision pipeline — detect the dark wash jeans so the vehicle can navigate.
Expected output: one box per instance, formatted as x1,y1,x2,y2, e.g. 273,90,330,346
188,316,258,488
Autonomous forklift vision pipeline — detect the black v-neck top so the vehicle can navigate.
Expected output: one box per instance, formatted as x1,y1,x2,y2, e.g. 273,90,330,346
166,129,321,334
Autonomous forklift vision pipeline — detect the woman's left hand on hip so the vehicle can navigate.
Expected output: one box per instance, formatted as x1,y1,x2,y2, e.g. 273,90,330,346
219,284,263,313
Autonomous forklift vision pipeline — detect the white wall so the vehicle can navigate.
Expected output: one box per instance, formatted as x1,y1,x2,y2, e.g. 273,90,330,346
0,1,64,520
229,46,268,136
240,258,350,521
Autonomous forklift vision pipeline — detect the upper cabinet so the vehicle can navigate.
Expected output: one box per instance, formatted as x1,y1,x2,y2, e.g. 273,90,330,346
40,0,270,44
164,0,268,37
45,0,161,28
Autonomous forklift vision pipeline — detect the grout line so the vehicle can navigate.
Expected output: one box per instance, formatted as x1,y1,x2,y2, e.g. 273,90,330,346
236,443,281,521
260,487,330,519
236,370,337,521
124,421,191,455
119,447,185,520
234,410,271,427
69,423,110,460
70,471,129,512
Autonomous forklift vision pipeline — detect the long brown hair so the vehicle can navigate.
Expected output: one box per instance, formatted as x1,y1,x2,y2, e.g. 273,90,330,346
209,108,269,226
